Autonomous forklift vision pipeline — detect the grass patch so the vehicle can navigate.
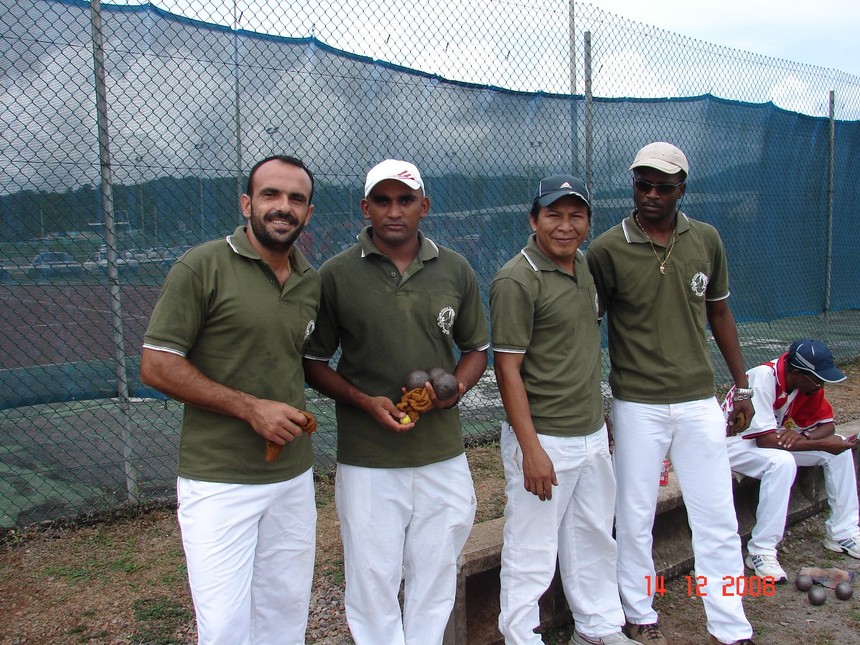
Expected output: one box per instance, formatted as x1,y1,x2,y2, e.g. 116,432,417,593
132,596,192,644
42,564,93,582
35,534,145,582
159,563,186,585
320,555,345,585
107,553,144,573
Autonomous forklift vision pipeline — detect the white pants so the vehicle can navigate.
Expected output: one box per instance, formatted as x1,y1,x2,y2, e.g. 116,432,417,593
727,437,860,555
336,454,477,645
177,470,316,645
612,398,752,643
499,422,625,644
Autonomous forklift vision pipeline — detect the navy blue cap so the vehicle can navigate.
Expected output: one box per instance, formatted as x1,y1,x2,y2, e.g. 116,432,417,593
534,175,590,208
787,339,846,384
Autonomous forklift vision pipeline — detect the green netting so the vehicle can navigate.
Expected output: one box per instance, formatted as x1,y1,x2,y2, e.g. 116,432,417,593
2,0,859,528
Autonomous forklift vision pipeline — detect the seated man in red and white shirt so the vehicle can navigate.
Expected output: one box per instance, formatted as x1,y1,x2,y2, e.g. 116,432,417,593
723,339,859,583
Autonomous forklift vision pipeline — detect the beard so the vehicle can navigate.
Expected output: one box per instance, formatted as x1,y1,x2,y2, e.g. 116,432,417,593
248,207,305,252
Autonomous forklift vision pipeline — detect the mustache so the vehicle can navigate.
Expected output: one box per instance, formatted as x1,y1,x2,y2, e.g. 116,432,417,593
264,210,299,226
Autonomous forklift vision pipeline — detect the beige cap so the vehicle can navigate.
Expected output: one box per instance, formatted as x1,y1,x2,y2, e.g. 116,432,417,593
630,142,689,175
364,159,424,196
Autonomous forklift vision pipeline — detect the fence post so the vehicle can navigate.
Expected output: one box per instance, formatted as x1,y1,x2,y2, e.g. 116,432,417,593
89,0,139,503
584,31,594,201
233,0,244,203
824,90,835,325
568,1,578,173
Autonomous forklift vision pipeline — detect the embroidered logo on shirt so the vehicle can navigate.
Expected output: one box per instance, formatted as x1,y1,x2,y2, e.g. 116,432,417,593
690,272,708,297
436,306,455,335
304,320,316,341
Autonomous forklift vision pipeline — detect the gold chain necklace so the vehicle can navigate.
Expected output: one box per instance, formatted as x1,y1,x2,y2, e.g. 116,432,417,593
634,213,677,275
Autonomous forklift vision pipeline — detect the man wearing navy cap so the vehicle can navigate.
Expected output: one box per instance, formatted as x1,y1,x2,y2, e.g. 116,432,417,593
724,339,860,582
491,175,632,644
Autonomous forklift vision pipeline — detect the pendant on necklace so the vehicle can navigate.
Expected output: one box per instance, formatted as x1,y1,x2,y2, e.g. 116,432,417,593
659,266,666,275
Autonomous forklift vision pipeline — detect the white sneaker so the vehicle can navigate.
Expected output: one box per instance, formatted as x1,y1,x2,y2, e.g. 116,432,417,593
745,553,787,583
823,534,860,559
570,630,637,644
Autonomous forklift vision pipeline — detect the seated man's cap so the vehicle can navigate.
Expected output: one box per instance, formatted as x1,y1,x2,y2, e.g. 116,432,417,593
534,175,591,208
364,159,424,196
787,338,847,383
630,142,689,175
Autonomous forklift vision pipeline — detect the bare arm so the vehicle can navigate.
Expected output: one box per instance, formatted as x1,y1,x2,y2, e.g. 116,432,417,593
756,426,856,454
140,348,308,445
707,298,753,433
302,357,413,432
494,351,557,501
804,422,836,440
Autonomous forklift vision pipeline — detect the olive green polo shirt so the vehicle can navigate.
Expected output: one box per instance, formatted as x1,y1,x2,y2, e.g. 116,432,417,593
586,211,729,404
304,227,490,468
143,225,320,484
490,235,603,436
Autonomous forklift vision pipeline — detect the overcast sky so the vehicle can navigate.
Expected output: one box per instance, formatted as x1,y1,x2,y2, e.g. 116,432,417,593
592,0,860,77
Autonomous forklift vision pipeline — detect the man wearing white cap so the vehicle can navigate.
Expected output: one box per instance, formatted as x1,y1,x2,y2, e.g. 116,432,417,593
724,339,860,583
587,142,755,645
303,159,489,644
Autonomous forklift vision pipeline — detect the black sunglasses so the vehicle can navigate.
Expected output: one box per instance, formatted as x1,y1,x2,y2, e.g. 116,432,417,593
633,179,684,195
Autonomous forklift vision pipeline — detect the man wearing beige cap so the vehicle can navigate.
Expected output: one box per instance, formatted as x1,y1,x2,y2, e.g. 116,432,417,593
303,159,489,644
587,142,756,645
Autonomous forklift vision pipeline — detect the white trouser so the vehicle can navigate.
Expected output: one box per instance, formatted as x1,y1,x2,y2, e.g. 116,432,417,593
336,454,477,645
499,422,625,644
177,470,316,645
728,438,860,553
612,398,753,644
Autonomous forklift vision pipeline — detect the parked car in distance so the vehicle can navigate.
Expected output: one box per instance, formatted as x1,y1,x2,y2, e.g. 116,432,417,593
83,249,139,274
26,251,82,279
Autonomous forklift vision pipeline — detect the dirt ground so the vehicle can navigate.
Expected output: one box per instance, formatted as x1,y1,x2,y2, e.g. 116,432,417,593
1,361,859,645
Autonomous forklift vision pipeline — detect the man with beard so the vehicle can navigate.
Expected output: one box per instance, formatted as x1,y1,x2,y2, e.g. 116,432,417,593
141,155,321,644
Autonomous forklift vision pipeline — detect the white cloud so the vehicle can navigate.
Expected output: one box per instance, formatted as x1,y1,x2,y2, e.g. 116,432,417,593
770,75,831,116
592,50,679,98
589,0,860,77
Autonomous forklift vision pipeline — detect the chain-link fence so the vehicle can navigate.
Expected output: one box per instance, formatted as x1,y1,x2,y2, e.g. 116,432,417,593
2,0,860,530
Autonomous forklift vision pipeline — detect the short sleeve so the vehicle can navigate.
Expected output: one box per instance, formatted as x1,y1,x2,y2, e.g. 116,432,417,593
490,275,535,352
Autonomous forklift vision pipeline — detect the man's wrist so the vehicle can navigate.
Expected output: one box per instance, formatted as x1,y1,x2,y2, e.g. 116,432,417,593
733,387,754,402
443,393,462,409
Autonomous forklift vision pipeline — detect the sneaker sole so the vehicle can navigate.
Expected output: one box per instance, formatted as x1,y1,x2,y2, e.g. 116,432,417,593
744,558,787,583
823,540,860,559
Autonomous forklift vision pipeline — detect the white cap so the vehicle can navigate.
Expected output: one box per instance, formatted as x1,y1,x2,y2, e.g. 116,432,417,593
630,142,689,175
364,159,424,196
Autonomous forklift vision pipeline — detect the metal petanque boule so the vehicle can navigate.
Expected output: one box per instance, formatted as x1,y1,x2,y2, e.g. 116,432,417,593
834,581,853,601
795,574,814,591
808,586,827,606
